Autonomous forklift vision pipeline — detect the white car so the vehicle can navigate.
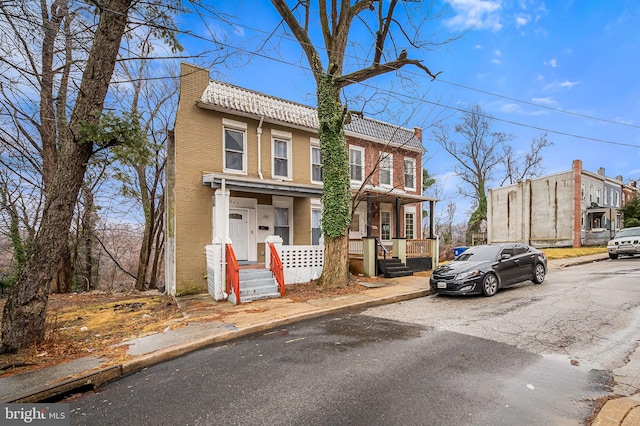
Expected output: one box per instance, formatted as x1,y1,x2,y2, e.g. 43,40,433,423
607,226,640,259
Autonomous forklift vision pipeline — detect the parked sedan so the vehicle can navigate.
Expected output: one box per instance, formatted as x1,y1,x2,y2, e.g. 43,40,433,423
607,226,640,259
430,243,547,297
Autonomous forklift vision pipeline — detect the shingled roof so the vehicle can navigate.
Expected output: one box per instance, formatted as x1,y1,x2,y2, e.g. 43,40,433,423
199,79,423,151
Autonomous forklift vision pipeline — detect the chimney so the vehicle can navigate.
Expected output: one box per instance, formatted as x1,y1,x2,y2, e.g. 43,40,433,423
597,167,605,176
632,181,637,188
616,175,623,181
413,127,422,141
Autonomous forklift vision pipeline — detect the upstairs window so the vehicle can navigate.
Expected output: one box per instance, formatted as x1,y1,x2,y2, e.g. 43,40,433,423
596,188,601,204
379,152,393,187
349,146,364,183
223,119,247,173
272,130,292,179
311,139,322,183
404,158,416,190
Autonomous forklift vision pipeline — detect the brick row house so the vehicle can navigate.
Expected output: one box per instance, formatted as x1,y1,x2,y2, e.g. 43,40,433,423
487,159,639,247
166,64,437,297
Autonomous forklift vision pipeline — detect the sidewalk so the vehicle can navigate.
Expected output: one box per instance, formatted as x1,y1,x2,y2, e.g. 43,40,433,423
2,252,635,425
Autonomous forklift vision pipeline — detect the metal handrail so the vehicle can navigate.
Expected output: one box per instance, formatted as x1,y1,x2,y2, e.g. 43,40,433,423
268,243,285,296
225,244,241,304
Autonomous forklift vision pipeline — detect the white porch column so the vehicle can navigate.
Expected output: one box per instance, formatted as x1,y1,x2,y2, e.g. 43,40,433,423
206,239,225,301
264,235,283,267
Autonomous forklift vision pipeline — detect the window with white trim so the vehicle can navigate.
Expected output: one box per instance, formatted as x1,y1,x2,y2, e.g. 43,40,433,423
223,119,247,173
596,188,601,204
615,190,620,207
272,130,292,179
311,208,322,245
274,207,290,245
381,211,391,240
379,152,392,187
405,212,415,239
404,158,416,190
310,138,322,183
349,145,364,183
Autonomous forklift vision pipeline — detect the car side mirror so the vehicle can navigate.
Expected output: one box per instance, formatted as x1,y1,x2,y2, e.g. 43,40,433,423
500,253,511,260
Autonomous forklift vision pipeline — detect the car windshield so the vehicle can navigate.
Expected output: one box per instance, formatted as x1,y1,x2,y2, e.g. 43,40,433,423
455,246,501,262
615,228,640,238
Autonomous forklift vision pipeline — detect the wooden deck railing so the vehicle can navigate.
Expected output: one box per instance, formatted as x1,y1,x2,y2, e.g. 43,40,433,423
406,239,432,258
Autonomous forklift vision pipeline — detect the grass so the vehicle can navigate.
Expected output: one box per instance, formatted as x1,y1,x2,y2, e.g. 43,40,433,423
541,246,607,259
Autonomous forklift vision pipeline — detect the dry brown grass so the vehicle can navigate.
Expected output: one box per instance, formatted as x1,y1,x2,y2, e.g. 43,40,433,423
542,246,608,259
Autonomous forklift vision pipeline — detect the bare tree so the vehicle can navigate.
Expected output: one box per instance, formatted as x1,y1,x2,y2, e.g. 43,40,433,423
270,0,454,286
500,134,552,186
432,104,551,244
0,0,183,354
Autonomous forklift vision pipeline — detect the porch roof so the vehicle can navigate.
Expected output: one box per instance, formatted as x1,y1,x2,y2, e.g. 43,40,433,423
203,173,324,198
353,185,438,205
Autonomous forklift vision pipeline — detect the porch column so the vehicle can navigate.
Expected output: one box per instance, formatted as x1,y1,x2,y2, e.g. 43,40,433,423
366,194,372,237
429,200,435,239
362,237,377,277
395,198,401,238
392,238,407,264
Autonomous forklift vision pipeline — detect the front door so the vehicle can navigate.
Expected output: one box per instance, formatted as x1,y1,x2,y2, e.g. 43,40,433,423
229,209,249,261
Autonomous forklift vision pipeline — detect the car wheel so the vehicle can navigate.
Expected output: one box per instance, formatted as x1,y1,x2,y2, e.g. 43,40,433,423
482,273,498,297
609,253,618,260
532,263,545,284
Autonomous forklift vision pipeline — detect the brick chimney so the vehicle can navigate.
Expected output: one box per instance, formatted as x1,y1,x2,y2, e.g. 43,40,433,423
413,127,422,141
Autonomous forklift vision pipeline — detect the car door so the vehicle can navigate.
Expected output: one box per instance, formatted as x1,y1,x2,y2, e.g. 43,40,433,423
496,246,518,285
512,245,534,282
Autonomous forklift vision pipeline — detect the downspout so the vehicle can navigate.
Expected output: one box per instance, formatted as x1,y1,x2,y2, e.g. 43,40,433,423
257,116,264,180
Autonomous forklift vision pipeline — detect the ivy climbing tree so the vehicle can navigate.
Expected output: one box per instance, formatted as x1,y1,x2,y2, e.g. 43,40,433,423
271,0,445,286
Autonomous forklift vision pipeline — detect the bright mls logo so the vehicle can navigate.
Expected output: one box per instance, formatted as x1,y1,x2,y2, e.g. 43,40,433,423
1,404,69,425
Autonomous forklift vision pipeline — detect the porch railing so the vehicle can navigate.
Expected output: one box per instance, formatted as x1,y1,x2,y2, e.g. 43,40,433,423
225,244,240,304
406,239,432,258
268,242,285,296
348,239,363,256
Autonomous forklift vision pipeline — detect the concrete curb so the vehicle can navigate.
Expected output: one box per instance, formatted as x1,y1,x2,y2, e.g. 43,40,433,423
2,288,430,403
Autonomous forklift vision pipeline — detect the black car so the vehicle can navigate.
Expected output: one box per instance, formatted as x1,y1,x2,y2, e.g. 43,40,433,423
430,243,547,297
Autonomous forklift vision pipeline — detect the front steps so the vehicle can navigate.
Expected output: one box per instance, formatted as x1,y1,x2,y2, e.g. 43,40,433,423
228,268,281,305
378,257,414,278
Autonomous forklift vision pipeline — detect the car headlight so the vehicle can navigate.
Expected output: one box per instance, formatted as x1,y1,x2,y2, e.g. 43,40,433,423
455,270,480,280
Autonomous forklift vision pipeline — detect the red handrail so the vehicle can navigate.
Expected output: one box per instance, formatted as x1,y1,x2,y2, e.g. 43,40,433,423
225,244,240,304
269,243,285,296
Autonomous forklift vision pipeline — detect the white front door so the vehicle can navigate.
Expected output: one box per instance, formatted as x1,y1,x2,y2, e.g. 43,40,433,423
229,209,249,261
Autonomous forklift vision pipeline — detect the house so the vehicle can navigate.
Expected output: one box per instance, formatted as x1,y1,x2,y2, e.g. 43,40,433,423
487,159,639,248
165,63,437,297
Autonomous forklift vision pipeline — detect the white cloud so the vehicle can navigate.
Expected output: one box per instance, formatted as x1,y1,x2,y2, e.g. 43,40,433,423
475,44,483,49
445,0,503,32
544,58,558,67
495,49,502,56
491,58,502,64
559,80,579,88
500,103,520,113
516,13,530,28
531,97,556,105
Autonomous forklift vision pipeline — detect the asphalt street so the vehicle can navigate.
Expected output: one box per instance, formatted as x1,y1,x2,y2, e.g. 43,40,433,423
68,258,640,425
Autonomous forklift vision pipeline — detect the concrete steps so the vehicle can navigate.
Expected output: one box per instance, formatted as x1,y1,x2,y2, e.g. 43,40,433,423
228,268,281,305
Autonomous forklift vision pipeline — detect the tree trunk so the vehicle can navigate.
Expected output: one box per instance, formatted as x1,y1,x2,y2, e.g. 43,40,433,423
0,0,132,354
50,245,73,293
317,74,351,287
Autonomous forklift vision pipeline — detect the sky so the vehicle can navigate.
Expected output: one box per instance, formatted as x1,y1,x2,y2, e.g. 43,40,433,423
176,0,640,223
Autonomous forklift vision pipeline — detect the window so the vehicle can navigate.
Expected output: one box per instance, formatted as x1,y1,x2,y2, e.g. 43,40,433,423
405,212,415,239
311,140,322,183
596,188,601,204
349,146,364,182
379,152,392,187
581,184,585,200
615,191,620,207
272,130,292,179
312,208,322,245
610,189,614,206
350,213,360,232
604,188,608,205
404,158,416,190
589,185,593,202
274,207,290,245
381,211,391,240
223,119,247,173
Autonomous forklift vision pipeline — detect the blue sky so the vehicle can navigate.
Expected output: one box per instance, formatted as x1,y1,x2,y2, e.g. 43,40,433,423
177,1,640,223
